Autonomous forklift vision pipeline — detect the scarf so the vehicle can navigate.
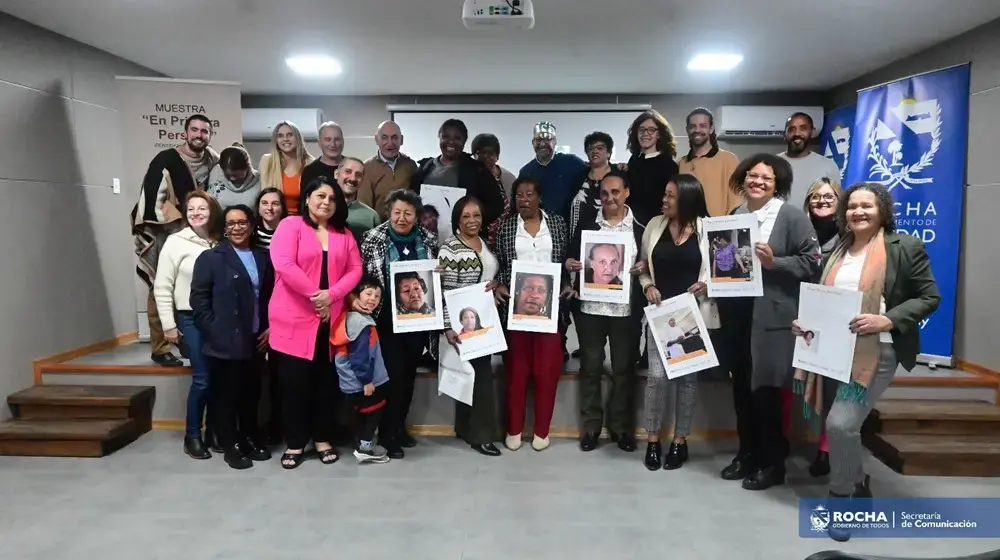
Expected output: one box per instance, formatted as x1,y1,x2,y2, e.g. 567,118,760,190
384,226,428,279
793,229,887,417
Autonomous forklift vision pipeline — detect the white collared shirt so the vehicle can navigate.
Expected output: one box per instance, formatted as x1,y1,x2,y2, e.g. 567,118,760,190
515,213,553,262
378,151,398,170
580,208,638,317
743,197,784,244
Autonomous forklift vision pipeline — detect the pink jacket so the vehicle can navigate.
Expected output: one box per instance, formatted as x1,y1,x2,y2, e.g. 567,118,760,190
268,216,362,360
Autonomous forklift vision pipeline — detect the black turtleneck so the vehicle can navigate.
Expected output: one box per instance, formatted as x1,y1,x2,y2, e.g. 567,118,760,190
626,152,679,227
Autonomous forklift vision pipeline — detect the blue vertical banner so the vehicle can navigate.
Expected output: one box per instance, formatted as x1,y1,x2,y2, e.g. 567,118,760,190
818,104,856,185
845,64,971,361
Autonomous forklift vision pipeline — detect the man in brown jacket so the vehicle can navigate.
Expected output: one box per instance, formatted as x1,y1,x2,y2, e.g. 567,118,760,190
359,120,418,219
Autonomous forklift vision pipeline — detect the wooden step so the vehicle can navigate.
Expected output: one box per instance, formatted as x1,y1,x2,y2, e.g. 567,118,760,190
863,432,1000,477
7,385,154,433
0,419,140,457
865,399,1000,436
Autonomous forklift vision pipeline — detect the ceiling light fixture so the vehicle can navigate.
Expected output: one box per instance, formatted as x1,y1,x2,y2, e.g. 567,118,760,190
286,55,343,77
687,53,743,71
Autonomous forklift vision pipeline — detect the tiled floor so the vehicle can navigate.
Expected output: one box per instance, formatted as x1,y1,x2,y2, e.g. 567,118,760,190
2,431,1000,559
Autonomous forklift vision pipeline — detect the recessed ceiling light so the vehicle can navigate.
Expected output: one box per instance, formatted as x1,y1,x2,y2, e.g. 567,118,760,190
286,55,342,77
687,53,743,71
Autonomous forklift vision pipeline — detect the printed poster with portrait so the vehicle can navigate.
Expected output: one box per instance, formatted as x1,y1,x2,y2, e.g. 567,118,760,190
579,230,633,305
389,260,444,334
644,292,719,379
702,214,763,297
420,184,466,242
443,282,507,361
793,283,863,384
507,260,561,334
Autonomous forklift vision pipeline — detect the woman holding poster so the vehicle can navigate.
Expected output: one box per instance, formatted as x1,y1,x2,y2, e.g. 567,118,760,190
359,189,439,460
565,171,645,453
438,196,503,457
637,174,719,470
494,176,571,452
718,154,820,491
793,183,939,540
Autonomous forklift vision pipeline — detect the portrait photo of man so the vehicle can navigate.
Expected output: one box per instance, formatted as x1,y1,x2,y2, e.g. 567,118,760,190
512,272,553,318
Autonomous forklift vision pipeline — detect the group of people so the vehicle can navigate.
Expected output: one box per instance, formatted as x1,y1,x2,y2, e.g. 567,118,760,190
131,107,940,542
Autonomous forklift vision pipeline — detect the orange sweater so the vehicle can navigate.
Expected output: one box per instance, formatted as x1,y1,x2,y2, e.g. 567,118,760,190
677,148,742,217
282,172,301,214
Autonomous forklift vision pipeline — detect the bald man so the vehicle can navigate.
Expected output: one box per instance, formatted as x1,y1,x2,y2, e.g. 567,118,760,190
360,120,418,219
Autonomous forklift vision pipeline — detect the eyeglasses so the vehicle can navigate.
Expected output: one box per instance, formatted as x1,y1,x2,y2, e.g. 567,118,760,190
226,220,251,229
637,127,658,137
746,172,775,184
809,194,837,203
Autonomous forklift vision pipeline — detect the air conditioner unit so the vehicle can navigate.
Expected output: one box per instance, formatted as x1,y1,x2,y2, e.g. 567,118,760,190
716,106,825,139
242,108,324,141
463,0,535,29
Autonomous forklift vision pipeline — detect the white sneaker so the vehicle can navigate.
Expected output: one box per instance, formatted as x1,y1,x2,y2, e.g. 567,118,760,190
505,433,522,451
531,435,550,451
354,444,390,464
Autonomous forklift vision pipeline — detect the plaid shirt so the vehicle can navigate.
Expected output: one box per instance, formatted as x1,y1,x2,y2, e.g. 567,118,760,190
494,210,570,330
359,221,439,318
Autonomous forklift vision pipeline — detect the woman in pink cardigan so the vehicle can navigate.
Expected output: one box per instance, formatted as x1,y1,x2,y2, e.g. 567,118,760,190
269,175,362,469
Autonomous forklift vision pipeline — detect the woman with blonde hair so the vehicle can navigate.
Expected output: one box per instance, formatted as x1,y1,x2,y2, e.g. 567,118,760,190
259,121,314,215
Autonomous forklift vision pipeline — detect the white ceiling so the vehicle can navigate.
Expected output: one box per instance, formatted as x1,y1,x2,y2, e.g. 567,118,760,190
2,0,998,96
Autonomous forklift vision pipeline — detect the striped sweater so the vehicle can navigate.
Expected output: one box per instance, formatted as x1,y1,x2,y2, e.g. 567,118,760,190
438,236,493,328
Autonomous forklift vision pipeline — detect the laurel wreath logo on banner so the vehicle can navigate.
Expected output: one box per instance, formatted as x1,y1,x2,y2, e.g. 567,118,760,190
866,101,942,191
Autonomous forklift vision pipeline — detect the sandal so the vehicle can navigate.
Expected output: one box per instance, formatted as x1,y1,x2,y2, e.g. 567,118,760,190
280,450,305,470
317,447,339,465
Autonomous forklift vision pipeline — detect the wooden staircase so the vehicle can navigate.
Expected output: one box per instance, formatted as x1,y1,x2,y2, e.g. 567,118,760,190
0,385,155,457
863,399,1000,476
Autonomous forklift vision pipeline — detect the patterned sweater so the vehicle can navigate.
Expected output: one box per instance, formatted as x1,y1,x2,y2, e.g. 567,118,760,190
438,236,494,328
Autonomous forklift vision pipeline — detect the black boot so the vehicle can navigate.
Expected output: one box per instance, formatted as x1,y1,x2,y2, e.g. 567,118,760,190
720,453,752,480
224,446,253,470
579,432,600,452
644,442,662,471
183,436,211,460
399,430,418,448
809,450,830,477
663,442,688,470
852,474,872,498
741,464,786,490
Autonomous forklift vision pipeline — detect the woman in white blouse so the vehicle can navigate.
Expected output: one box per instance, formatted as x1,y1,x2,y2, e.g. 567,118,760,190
494,177,571,452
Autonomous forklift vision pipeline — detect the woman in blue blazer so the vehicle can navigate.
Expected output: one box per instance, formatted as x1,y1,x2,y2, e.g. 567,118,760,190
190,204,275,470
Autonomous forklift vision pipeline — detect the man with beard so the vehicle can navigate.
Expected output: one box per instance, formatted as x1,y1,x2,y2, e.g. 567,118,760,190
779,112,840,209
677,107,742,217
301,121,344,190
131,114,219,367
360,120,418,220
518,122,588,220
337,156,380,244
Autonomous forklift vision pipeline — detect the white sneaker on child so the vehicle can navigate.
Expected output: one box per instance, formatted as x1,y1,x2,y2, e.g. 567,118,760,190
354,443,390,464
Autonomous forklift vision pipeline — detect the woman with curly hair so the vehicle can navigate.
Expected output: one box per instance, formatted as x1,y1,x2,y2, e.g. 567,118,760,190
625,109,679,227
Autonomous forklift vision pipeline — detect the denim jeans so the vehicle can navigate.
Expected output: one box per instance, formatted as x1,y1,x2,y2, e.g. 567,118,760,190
177,311,210,438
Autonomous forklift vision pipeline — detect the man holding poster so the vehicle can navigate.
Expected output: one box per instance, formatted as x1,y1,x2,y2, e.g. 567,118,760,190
131,114,219,367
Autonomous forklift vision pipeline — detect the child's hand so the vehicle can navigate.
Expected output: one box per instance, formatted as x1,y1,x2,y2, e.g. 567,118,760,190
363,383,375,396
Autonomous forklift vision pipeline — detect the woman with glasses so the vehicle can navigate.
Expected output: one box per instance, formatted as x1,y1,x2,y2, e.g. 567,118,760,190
568,131,614,240
625,110,679,228
190,204,274,469
717,153,821,491
470,133,515,245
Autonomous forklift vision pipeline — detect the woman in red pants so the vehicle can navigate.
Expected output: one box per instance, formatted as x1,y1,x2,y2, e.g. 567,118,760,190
494,176,572,452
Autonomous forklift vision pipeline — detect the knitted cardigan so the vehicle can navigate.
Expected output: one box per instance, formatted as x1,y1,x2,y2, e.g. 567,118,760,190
438,236,495,329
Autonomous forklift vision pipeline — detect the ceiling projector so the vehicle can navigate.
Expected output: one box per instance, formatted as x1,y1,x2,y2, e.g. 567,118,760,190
462,0,535,29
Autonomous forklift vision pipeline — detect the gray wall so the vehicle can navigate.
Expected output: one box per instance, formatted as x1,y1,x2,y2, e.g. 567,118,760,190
830,18,1000,370
240,91,829,165
0,13,158,418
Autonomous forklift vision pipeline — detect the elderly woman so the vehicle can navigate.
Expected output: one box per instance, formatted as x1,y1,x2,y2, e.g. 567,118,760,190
153,191,223,459
471,133,515,245
438,196,503,457
269,176,362,469
565,171,644,454
794,182,939,542
638,174,719,470
190,204,274,470
259,120,314,214
568,131,615,240
359,188,439,459
718,153,821,491
495,176,571,452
